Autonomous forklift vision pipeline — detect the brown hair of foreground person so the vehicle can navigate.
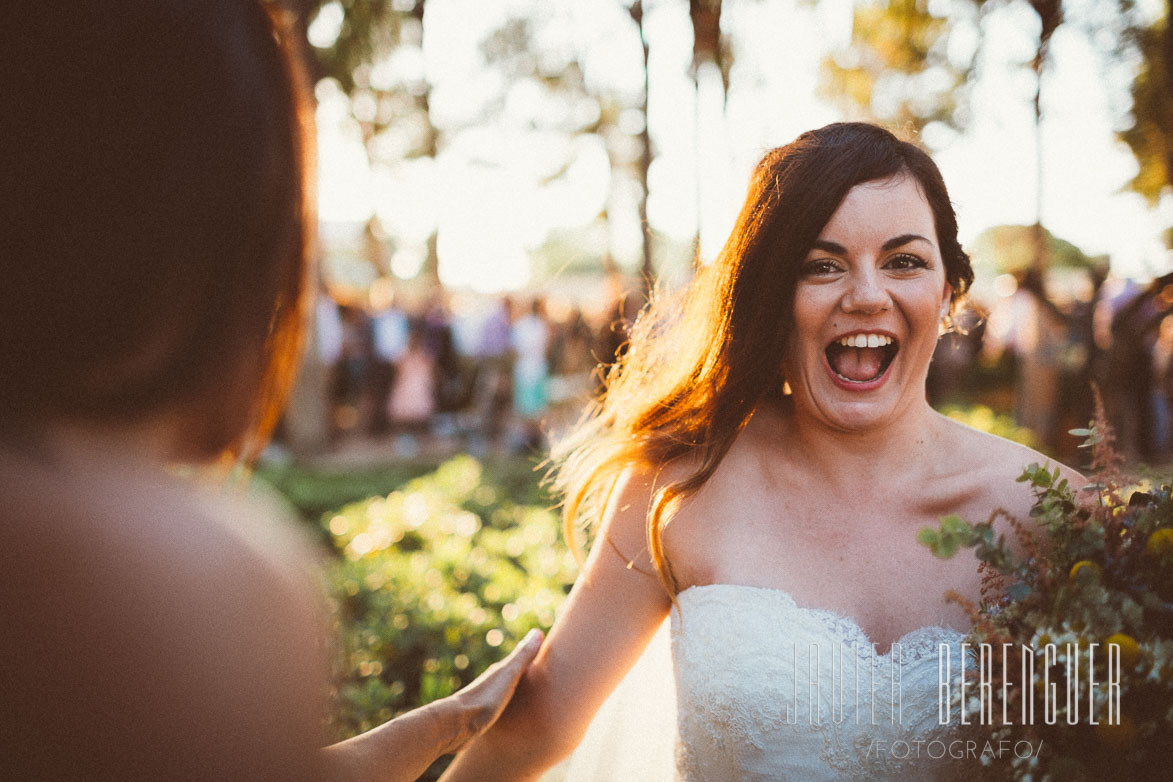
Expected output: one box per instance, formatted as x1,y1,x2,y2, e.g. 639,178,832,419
0,0,311,460
0,3,540,781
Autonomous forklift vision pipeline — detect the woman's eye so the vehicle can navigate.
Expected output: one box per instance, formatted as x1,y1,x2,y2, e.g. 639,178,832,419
885,253,928,271
801,259,840,276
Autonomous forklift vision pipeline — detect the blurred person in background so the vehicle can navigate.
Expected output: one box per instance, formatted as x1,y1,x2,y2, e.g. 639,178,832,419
1102,272,1173,461
1056,265,1107,457
1009,268,1067,449
387,322,438,456
595,292,643,386
0,3,540,780
472,296,516,449
316,288,346,444
423,293,462,416
334,303,374,434
925,302,982,406
1151,313,1173,459
510,298,552,452
549,306,598,399
982,267,1067,449
370,298,410,436
545,306,600,440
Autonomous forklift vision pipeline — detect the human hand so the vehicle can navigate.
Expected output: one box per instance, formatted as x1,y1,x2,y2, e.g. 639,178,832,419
435,628,544,755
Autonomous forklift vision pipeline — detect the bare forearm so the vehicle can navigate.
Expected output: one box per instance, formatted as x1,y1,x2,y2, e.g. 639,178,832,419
438,674,575,782
324,629,545,782
321,700,458,782
439,728,565,782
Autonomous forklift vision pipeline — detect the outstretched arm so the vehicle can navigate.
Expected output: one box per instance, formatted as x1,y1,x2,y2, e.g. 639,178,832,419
439,466,675,782
321,628,544,782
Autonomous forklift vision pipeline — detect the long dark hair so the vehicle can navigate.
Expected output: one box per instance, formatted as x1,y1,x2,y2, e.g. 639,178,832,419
550,122,974,595
0,0,314,460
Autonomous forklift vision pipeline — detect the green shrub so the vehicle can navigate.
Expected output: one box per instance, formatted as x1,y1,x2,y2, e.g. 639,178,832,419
318,455,577,749
939,402,1039,448
255,461,440,529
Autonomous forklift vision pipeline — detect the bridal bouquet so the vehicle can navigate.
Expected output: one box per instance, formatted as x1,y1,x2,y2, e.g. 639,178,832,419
918,403,1173,781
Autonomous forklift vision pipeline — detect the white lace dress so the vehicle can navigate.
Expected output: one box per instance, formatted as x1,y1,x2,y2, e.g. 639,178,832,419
673,584,967,781
546,583,971,781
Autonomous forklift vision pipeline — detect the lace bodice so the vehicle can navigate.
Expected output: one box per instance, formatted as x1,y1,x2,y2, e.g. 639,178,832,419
671,583,970,781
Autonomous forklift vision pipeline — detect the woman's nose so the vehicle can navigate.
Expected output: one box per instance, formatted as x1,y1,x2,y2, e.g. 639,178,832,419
841,268,891,314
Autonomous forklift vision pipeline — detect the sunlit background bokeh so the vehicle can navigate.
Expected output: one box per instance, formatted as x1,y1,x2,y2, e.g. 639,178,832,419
309,0,1171,297
276,0,1173,467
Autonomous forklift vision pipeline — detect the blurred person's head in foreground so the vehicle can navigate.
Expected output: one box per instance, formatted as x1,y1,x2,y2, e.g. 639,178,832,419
1,0,314,463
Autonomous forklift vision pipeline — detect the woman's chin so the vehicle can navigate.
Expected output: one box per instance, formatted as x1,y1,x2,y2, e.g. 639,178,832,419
809,398,894,432
801,364,920,432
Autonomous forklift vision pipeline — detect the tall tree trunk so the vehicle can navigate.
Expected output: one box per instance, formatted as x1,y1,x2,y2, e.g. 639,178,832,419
1032,61,1048,275
411,1,443,289
418,92,442,288
690,0,724,263
1029,0,1062,274
1164,0,1173,190
630,1,654,289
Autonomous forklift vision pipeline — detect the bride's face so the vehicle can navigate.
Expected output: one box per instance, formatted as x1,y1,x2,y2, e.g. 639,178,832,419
782,175,952,432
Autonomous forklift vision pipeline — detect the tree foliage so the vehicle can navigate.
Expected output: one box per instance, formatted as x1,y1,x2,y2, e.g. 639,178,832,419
1120,4,1173,205
820,0,984,137
971,224,1105,274
821,0,1065,141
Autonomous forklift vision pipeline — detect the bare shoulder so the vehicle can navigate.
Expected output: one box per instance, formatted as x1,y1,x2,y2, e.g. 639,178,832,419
591,432,771,589
597,453,709,573
934,413,1086,521
604,420,778,588
0,447,328,780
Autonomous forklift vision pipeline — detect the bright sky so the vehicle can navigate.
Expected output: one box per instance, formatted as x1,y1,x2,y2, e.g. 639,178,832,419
313,0,1173,294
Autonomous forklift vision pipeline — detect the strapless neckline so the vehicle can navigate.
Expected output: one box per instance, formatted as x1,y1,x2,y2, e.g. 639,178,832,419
675,582,965,661
670,582,971,780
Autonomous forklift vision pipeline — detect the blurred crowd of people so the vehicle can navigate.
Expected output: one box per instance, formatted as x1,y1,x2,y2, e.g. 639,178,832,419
308,291,636,456
929,267,1173,464
301,264,1173,466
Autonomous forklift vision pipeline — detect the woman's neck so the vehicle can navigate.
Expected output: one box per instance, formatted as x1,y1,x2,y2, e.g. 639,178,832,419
40,415,189,470
762,396,948,488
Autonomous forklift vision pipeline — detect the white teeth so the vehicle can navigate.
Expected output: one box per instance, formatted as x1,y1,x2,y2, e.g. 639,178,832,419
835,333,892,348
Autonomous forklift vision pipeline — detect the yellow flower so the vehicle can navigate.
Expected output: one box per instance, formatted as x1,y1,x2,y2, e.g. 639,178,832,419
1095,714,1136,751
1146,528,1173,558
1104,633,1141,669
1069,560,1101,582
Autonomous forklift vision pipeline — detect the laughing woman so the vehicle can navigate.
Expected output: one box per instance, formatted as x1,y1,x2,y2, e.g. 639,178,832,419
441,123,1084,780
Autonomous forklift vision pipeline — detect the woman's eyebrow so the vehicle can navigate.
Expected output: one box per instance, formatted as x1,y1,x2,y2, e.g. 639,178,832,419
810,239,847,255
810,234,932,256
882,233,932,251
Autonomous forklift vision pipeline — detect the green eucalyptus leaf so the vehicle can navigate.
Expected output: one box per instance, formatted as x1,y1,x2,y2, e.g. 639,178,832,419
1007,582,1032,601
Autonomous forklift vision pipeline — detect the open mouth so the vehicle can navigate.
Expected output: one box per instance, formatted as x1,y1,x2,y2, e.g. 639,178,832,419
824,333,898,384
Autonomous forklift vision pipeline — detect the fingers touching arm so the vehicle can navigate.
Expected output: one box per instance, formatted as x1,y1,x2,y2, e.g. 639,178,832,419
322,628,544,782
